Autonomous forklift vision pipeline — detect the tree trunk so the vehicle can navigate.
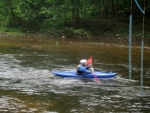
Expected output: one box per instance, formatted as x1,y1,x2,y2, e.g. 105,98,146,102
7,0,15,27
100,0,103,24
71,0,79,29
112,0,115,17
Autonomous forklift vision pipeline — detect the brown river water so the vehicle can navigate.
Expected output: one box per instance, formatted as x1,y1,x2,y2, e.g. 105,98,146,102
0,36,150,113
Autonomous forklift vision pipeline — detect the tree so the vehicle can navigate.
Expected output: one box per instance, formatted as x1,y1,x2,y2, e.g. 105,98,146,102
0,0,150,33
0,0,16,27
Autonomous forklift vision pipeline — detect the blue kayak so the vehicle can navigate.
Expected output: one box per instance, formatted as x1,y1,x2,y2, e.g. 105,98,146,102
52,71,117,78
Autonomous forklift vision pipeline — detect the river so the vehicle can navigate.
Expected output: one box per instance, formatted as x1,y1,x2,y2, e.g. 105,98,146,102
0,36,150,113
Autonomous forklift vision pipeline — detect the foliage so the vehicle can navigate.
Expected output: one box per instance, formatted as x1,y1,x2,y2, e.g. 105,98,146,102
0,0,150,38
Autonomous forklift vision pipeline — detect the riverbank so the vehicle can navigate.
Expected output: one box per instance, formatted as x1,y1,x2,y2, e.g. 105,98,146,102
0,22,150,46
0,32,150,47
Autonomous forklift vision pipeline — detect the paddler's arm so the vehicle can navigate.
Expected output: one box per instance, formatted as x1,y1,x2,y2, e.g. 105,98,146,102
86,63,94,74
90,67,94,74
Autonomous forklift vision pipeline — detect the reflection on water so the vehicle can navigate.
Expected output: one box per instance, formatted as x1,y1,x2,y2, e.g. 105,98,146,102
0,37,150,113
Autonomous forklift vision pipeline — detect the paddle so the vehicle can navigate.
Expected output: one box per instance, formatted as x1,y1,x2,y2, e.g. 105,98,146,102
87,56,99,83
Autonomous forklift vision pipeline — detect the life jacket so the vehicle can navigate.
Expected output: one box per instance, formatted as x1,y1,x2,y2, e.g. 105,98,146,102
77,65,91,75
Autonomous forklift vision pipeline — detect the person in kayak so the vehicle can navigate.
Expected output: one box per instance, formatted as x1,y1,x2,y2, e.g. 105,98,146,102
76,59,94,75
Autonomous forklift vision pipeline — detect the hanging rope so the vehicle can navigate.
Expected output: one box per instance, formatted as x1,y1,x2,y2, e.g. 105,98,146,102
142,0,145,41
134,0,145,14
131,0,133,15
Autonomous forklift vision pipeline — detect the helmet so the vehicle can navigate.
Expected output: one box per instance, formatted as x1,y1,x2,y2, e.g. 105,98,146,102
80,59,87,64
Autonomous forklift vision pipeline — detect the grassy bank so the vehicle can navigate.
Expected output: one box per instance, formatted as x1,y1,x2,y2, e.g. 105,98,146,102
0,22,150,40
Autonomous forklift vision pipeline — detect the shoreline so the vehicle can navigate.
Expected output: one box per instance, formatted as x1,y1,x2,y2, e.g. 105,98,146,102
0,32,149,46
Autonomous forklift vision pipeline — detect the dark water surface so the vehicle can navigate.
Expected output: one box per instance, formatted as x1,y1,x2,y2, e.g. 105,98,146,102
0,37,150,113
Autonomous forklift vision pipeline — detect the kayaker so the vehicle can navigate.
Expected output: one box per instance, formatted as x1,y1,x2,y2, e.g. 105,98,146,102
76,59,94,75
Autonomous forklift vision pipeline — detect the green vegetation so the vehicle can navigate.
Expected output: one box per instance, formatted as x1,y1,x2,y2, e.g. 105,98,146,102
0,0,150,38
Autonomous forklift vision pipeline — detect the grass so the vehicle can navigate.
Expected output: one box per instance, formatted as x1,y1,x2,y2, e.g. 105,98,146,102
0,27,23,35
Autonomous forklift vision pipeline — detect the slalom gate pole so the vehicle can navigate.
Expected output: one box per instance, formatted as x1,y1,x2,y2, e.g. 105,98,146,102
128,0,133,80
129,15,132,80
140,41,144,97
133,0,145,97
140,1,145,97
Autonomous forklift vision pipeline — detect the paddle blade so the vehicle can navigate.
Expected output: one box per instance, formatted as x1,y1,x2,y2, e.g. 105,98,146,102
87,56,93,66
94,74,99,83
87,56,99,83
